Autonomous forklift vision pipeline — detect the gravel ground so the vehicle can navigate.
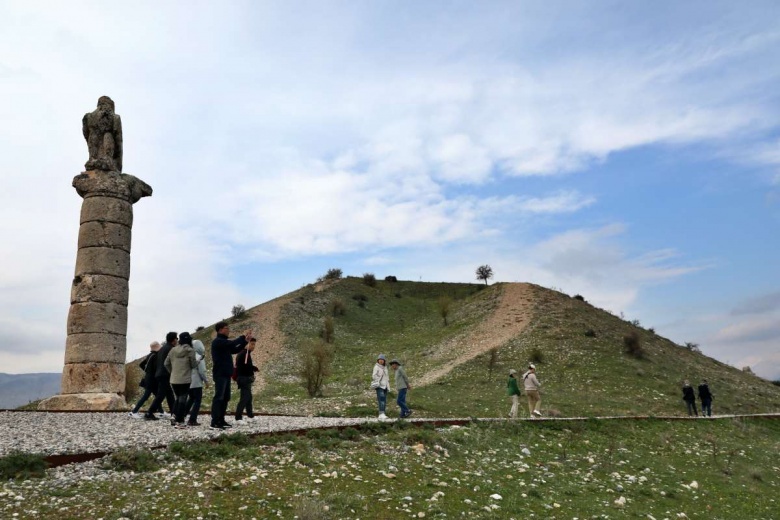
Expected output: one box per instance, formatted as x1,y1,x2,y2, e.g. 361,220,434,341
0,412,378,457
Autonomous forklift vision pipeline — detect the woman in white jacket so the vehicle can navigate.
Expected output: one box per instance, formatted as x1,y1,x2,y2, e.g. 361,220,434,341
184,340,209,426
371,354,390,420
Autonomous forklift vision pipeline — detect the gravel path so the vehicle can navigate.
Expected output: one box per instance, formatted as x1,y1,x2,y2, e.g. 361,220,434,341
0,412,373,457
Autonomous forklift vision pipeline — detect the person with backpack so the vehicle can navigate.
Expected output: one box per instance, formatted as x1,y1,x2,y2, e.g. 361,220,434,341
234,338,260,422
682,380,698,416
164,331,199,428
144,332,178,420
129,341,162,418
523,364,542,418
698,379,712,417
507,368,521,419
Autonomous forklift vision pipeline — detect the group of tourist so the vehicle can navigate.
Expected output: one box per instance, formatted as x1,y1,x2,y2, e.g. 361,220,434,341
371,354,412,419
682,379,713,417
506,364,543,419
129,321,258,430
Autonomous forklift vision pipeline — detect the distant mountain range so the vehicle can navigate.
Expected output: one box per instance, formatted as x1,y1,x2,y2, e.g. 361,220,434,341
0,372,61,409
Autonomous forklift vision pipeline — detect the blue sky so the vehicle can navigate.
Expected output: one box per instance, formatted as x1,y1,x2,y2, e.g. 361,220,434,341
0,1,778,379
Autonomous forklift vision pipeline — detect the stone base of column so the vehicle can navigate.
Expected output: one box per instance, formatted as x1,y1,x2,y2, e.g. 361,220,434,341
37,393,128,411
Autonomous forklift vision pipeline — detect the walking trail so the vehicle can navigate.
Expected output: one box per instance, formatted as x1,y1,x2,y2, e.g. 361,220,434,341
417,283,536,387
241,294,294,393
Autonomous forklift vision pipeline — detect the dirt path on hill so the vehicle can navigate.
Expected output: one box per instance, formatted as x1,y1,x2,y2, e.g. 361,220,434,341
242,295,293,393
417,283,535,387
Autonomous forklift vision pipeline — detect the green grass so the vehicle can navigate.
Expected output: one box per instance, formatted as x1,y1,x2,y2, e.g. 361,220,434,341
3,418,780,518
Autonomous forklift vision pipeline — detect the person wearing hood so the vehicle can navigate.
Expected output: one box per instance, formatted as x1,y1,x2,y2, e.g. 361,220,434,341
698,379,713,417
184,339,209,426
682,380,698,416
164,331,198,428
523,364,542,418
507,369,521,419
370,354,390,420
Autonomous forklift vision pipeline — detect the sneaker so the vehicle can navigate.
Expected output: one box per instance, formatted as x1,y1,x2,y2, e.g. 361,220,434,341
187,421,201,427
378,413,389,420
533,410,542,417
221,423,233,429
143,414,159,421
157,412,171,419
128,412,141,419
170,418,177,426
209,424,224,430
234,417,244,422
175,422,187,429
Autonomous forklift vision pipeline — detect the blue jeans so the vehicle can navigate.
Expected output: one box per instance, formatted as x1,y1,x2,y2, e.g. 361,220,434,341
376,387,388,413
701,399,712,417
185,387,203,423
211,376,232,426
396,388,410,417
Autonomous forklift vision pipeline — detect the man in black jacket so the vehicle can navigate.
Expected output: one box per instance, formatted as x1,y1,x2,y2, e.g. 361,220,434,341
129,341,161,418
210,321,252,429
144,332,178,420
698,379,713,417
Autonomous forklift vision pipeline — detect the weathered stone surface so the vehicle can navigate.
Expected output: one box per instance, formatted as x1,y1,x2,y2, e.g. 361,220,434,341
71,273,129,305
38,392,128,411
64,333,126,364
60,362,126,394
67,302,127,335
75,247,130,279
80,196,133,226
77,221,131,252
73,171,153,203
83,96,123,173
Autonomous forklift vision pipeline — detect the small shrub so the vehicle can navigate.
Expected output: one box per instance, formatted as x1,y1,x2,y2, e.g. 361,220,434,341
623,331,645,359
195,325,205,332
292,497,331,520
648,327,655,334
340,427,360,441
750,469,763,482
322,268,343,281
0,451,47,480
329,299,346,316
684,342,701,353
395,292,402,298
384,275,398,282
584,328,597,338
529,347,544,364
103,448,159,472
772,380,780,387
231,304,246,319
437,296,453,326
362,272,377,287
300,340,334,397
352,294,368,302
630,319,641,327
320,316,335,343
573,294,585,301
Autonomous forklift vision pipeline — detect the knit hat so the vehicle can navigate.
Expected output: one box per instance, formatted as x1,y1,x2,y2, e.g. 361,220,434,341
390,359,400,366
528,363,536,370
377,354,386,361
509,369,517,375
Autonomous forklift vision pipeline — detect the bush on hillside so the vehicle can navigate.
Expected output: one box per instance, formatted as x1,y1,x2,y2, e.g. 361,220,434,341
573,294,586,302
299,340,334,398
437,296,453,326
584,328,597,338
363,272,377,287
231,304,246,319
529,347,544,364
352,293,368,308
384,275,398,282
623,331,645,359
684,342,701,353
320,316,335,343
329,298,346,316
195,325,205,332
320,268,343,282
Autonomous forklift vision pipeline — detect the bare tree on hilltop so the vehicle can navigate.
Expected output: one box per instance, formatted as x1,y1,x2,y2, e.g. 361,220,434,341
476,264,494,285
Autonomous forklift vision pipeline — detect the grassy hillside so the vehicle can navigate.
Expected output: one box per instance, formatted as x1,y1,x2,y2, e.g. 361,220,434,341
126,279,780,418
4,418,780,518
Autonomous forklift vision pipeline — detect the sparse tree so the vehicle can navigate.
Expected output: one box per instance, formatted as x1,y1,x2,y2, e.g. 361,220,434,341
320,315,335,343
684,342,701,353
299,340,334,397
322,268,343,281
231,304,246,319
623,331,644,359
475,265,493,285
437,296,453,326
363,272,377,287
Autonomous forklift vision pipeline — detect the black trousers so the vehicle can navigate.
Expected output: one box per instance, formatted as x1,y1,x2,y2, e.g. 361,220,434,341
211,376,231,426
171,383,190,423
235,376,254,419
146,375,174,416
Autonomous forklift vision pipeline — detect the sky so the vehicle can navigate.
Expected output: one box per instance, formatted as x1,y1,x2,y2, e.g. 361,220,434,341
0,1,778,380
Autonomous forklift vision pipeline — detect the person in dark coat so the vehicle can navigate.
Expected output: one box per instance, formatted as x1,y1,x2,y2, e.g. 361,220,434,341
682,380,698,417
698,379,713,417
235,338,260,422
144,332,177,420
129,341,162,418
210,321,252,430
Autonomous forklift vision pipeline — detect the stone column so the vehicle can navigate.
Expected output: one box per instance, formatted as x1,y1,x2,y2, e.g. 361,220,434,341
39,171,151,410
